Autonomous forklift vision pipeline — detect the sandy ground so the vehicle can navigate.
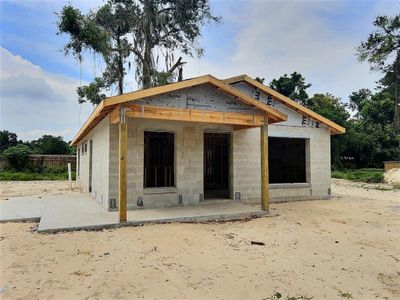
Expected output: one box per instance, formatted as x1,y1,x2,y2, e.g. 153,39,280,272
384,168,400,186
0,179,399,300
0,181,80,200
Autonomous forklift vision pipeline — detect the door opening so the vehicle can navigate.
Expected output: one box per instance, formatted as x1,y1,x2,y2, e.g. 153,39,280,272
204,133,230,199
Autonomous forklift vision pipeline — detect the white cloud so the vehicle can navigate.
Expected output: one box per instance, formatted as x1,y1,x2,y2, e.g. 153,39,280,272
0,47,94,141
182,0,394,102
17,129,74,142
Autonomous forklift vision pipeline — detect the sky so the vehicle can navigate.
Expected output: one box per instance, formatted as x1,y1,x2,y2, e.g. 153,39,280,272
0,0,398,142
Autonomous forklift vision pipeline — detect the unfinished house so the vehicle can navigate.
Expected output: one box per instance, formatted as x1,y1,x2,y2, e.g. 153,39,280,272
71,74,345,221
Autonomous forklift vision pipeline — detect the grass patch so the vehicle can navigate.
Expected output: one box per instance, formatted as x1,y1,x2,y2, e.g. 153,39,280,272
332,168,384,183
0,166,76,181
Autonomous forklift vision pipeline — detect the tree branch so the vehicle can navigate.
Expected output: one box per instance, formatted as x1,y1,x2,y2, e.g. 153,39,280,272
168,57,186,74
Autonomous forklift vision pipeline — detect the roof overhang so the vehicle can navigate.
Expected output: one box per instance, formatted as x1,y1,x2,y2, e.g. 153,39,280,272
71,74,288,146
224,75,346,135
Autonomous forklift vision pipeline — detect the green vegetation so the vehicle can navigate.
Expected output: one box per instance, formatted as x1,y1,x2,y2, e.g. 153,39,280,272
57,0,220,104
0,167,76,181
261,13,400,170
0,131,74,156
332,168,384,183
2,144,32,171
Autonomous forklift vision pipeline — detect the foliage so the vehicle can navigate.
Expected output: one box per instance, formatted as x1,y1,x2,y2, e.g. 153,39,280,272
2,145,32,171
0,130,18,152
77,77,107,104
269,72,311,105
30,135,72,155
131,1,220,88
345,90,400,167
0,166,76,181
332,168,384,183
307,93,349,125
57,0,219,105
357,13,400,133
265,70,400,169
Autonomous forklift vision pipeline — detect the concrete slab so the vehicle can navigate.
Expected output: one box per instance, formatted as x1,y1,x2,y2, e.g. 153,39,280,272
1,193,266,233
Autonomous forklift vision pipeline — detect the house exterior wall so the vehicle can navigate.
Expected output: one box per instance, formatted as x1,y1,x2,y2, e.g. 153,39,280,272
231,82,332,202
76,117,110,209
76,81,333,210
108,118,234,210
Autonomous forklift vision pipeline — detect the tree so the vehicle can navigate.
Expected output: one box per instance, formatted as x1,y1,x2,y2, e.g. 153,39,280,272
2,145,32,171
347,89,399,166
58,0,219,105
58,1,133,104
131,1,219,88
306,94,350,168
269,72,311,105
0,130,18,152
357,14,400,133
30,135,72,155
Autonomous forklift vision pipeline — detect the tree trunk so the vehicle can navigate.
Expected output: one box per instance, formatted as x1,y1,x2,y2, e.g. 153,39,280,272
142,41,152,89
394,52,400,134
116,37,124,95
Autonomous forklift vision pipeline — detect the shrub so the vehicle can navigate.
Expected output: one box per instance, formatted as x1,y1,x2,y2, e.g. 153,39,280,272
332,168,384,183
2,145,32,171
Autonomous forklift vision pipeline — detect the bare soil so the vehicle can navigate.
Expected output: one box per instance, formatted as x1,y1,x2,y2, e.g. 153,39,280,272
0,179,399,299
0,181,80,200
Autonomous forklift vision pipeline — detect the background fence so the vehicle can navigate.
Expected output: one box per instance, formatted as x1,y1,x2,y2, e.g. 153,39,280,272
0,154,76,170
383,161,400,171
26,155,76,169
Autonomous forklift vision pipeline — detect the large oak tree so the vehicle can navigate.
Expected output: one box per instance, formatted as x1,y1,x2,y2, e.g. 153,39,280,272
57,0,219,105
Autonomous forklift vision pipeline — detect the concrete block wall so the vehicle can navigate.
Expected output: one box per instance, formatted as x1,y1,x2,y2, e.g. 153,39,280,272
232,128,261,201
231,125,331,204
108,118,233,210
79,118,330,209
268,124,331,202
76,117,110,209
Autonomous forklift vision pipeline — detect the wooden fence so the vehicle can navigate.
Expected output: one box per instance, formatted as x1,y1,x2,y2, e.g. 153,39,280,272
383,161,400,171
26,155,76,169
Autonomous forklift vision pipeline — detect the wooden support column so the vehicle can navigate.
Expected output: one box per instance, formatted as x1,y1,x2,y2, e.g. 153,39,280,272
119,107,128,222
260,122,269,211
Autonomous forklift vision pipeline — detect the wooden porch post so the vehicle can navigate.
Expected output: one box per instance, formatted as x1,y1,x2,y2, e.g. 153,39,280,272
260,122,269,211
119,107,128,222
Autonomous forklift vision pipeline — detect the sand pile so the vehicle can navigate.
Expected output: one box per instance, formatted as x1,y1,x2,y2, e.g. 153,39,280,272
384,168,400,185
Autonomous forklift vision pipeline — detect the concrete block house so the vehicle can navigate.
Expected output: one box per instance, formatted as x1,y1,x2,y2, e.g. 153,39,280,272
71,74,345,221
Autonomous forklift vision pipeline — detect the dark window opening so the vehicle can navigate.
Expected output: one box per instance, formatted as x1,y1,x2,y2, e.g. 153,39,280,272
144,131,175,188
204,133,230,199
77,147,80,176
269,137,306,184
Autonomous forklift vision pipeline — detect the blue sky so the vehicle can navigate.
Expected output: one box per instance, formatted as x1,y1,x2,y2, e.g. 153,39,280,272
0,0,397,141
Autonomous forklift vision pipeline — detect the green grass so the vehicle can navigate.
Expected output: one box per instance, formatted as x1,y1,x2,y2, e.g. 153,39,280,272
332,168,384,183
0,167,76,181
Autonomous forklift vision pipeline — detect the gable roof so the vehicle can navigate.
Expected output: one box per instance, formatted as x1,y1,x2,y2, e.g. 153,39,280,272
71,74,288,146
224,75,346,135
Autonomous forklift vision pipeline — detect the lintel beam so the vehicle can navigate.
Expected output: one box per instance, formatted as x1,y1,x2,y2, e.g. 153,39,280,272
124,104,268,127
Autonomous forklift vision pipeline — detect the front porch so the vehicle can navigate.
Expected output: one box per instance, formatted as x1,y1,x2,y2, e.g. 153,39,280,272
0,193,267,233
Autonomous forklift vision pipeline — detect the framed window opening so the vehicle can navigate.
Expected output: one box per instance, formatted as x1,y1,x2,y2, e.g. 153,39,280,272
269,137,309,184
144,131,175,188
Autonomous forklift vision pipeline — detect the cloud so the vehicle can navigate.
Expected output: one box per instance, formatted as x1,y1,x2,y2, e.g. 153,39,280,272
1,75,63,100
183,0,395,102
17,129,75,142
0,47,94,141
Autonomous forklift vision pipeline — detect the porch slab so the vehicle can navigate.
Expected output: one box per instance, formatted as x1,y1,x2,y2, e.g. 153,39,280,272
0,193,267,233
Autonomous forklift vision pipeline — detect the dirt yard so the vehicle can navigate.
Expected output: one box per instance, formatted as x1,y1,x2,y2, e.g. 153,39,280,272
0,179,399,300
